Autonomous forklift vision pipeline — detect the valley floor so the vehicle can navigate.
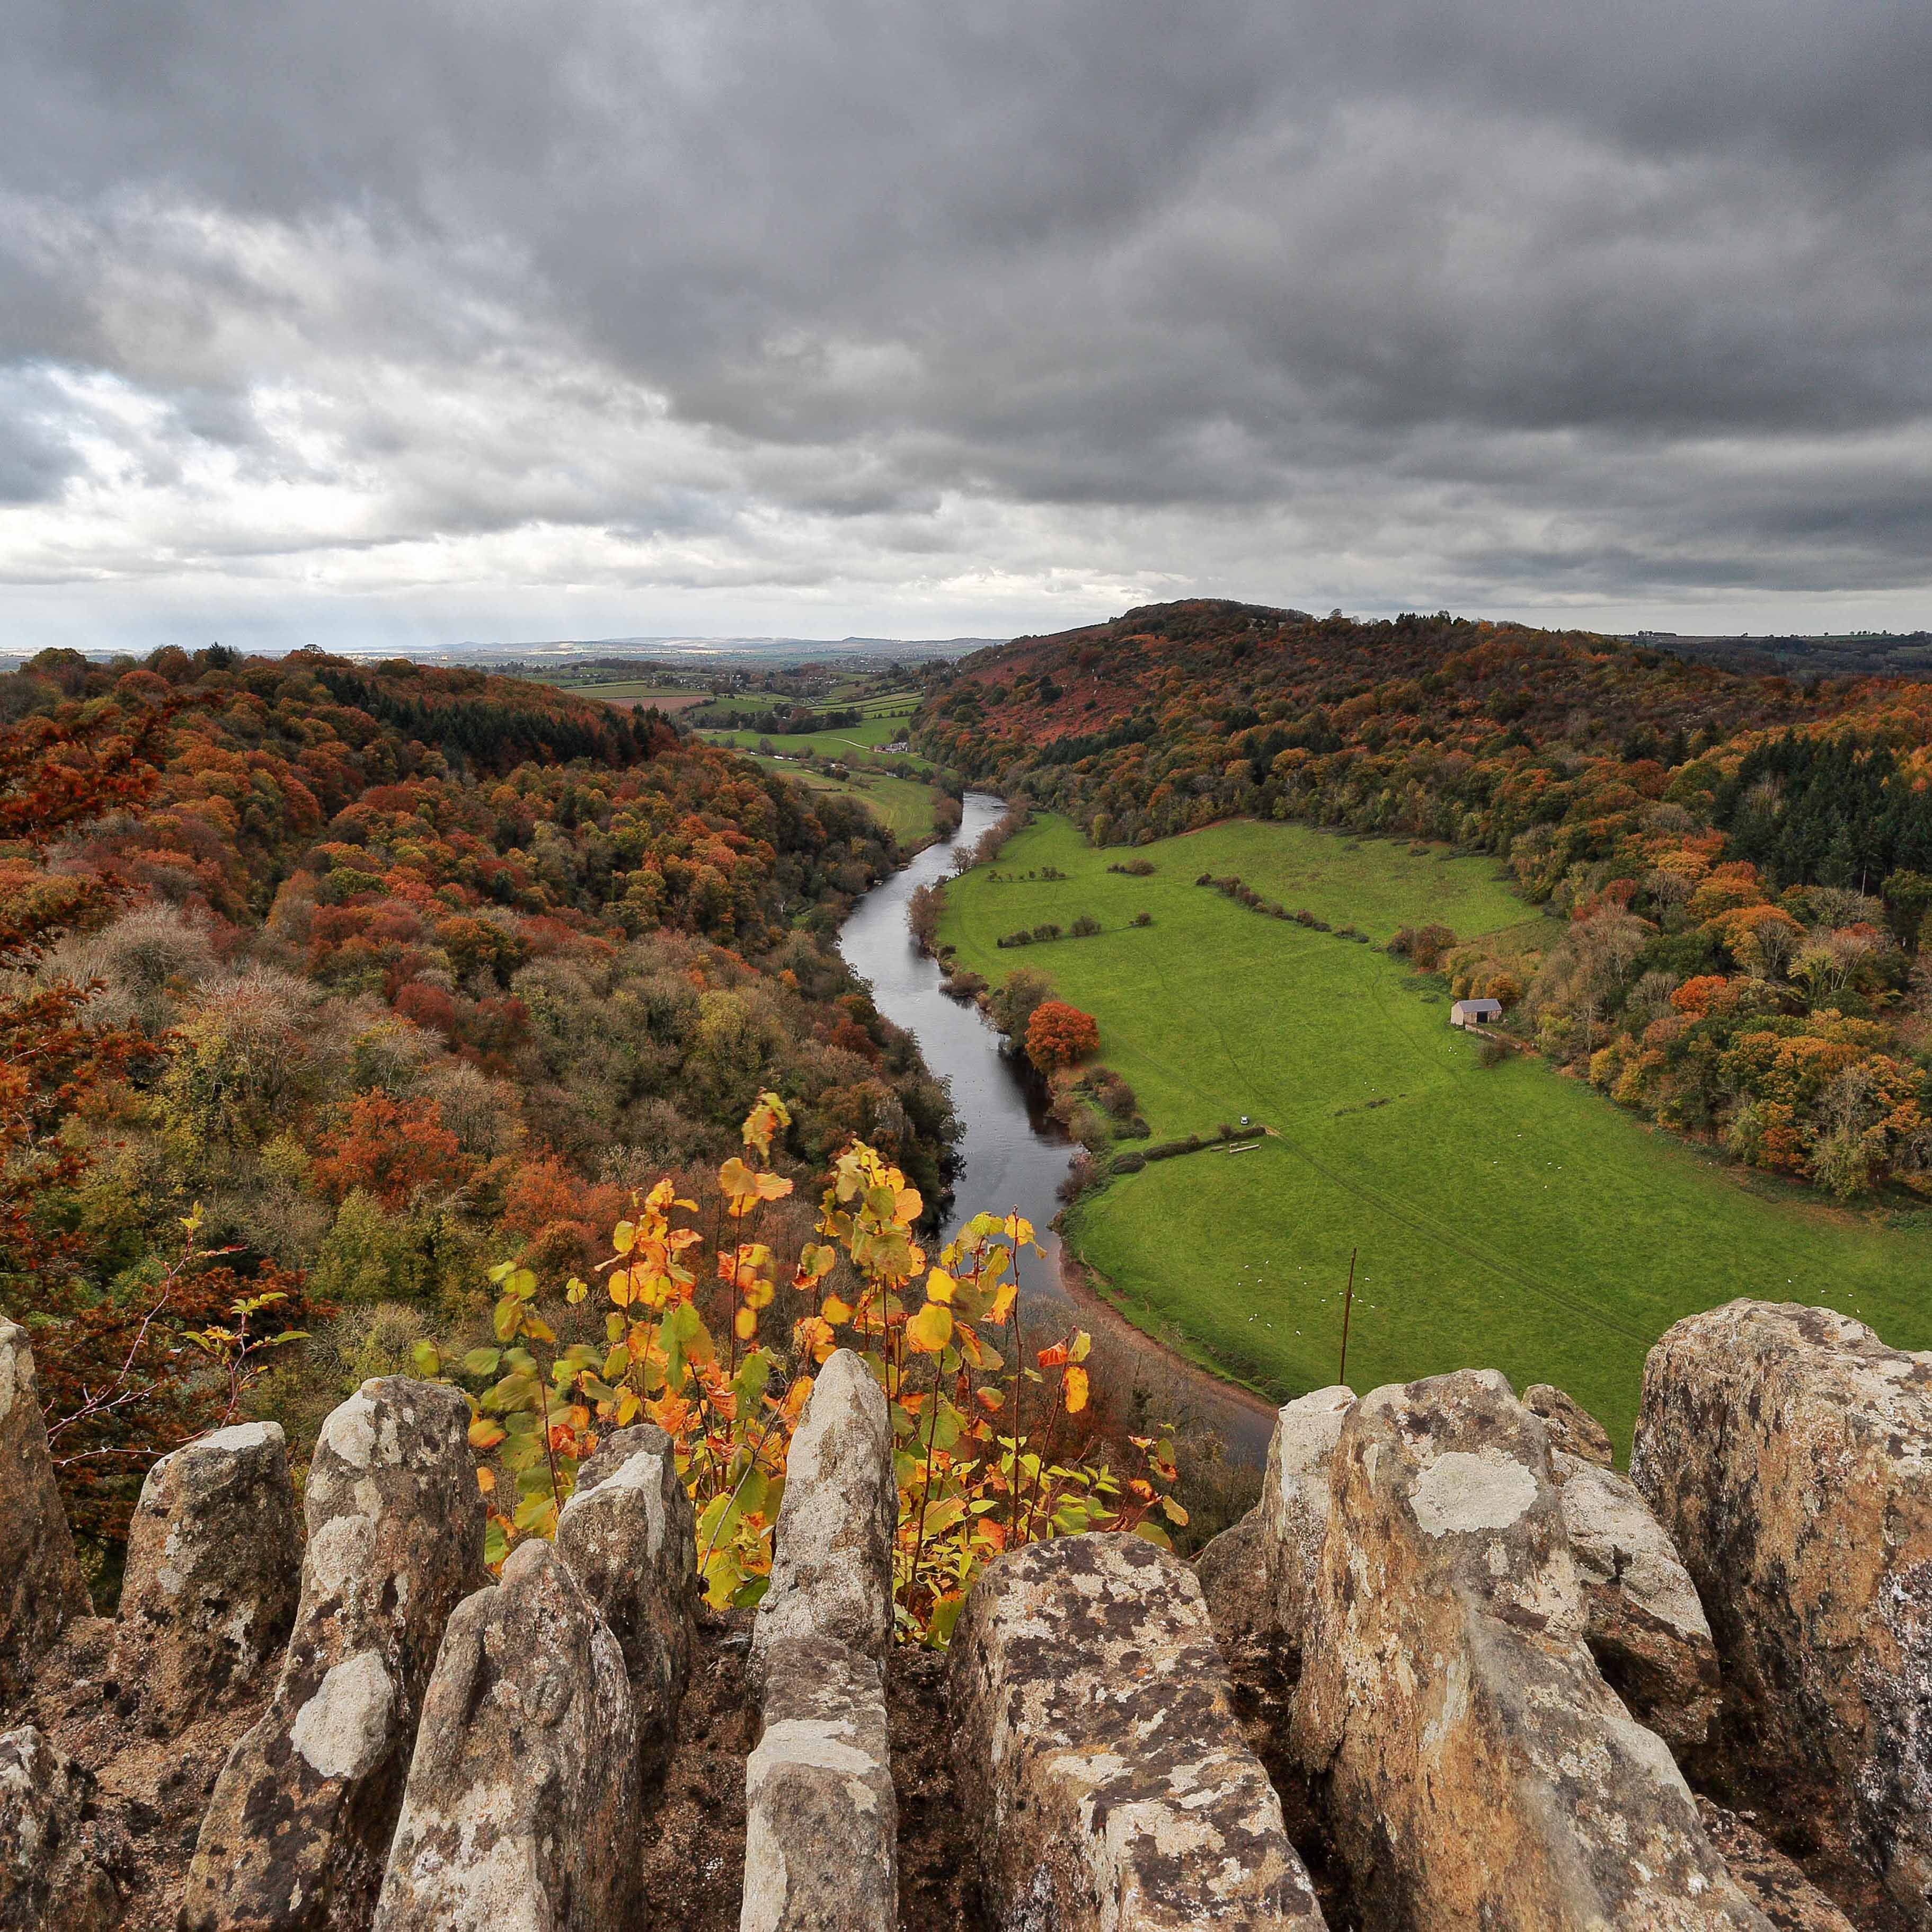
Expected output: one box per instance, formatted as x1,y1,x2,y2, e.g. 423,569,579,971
938,815,1932,1452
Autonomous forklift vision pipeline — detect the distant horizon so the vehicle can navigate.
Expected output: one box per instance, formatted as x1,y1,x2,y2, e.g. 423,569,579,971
11,606,1932,675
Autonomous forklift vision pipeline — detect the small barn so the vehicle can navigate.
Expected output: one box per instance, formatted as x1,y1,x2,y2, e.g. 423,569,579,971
1450,997,1503,1029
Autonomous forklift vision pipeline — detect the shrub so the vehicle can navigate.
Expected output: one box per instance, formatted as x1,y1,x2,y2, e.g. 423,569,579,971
415,1100,1183,1642
1144,1139,1192,1160
1131,910,1152,926
1070,914,1102,938
1111,1151,1147,1174
1107,858,1156,876
986,967,1057,1044
1031,923,1062,943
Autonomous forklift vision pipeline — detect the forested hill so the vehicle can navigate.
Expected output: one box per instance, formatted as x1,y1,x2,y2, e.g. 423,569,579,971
914,600,1932,880
4,644,954,1562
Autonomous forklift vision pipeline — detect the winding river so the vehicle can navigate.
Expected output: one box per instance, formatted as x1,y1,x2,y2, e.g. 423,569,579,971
838,792,1274,1461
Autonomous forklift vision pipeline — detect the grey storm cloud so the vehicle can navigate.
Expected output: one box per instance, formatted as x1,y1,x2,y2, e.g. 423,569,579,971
2,0,1931,645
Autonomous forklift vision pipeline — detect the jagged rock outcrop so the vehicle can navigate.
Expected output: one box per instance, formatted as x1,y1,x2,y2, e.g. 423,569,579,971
181,1377,486,1932
1550,1447,1721,1750
739,1351,899,1931
740,1633,896,1932
750,1350,895,1677
0,1321,92,1703
1696,1800,1857,1932
1258,1385,1353,1668
1523,1382,1615,1467
553,1421,694,1780
1633,1300,1932,1926
109,1420,302,1736
373,1538,640,1932
1192,1505,1271,1654
0,1725,129,1932
1291,1370,1765,1930
951,1534,1327,1930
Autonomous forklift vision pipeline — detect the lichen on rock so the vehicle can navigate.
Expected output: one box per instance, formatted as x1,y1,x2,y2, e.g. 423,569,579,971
109,1420,301,1736
1634,1300,1932,1926
950,1531,1326,1930
1290,1369,1764,1930
372,1538,640,1932
0,1320,92,1705
180,1376,486,1932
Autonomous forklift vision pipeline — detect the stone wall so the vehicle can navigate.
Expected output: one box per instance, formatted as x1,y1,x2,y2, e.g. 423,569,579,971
2,1305,1926,1930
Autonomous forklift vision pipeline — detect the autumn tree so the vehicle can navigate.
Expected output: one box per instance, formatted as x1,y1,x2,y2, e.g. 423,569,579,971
1026,1000,1100,1072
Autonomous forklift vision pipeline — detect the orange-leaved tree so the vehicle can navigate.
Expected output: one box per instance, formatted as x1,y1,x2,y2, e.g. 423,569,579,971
1025,999,1100,1073
415,1092,1181,1645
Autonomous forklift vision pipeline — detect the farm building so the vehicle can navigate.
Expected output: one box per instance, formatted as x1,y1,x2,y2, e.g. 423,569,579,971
1450,997,1503,1029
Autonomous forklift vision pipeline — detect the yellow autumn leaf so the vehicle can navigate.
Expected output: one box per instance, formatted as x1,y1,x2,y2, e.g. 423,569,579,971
475,1466,495,1494
906,1301,954,1353
1063,1364,1089,1414
820,1293,854,1325
925,1268,955,1305
734,1307,758,1341
613,1219,637,1255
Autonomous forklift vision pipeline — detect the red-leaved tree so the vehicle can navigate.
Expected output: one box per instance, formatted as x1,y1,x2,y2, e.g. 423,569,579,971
1025,999,1100,1072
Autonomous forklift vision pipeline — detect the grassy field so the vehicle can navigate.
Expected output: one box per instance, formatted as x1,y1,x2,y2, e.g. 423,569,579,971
548,679,705,709
731,751,941,845
937,816,1932,1453
701,716,918,759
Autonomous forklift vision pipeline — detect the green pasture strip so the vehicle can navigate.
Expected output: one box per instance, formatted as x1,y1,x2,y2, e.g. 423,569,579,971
701,719,927,759
937,815,1932,1454
568,681,699,704
731,751,939,845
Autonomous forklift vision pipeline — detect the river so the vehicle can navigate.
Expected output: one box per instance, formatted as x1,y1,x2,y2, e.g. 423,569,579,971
837,791,1274,1462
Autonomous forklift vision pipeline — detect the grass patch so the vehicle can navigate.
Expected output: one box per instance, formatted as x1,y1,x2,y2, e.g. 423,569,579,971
731,751,941,845
938,815,1932,1454
702,717,923,760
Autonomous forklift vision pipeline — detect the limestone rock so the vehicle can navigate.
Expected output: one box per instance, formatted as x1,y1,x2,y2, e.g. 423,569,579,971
1696,1800,1856,1932
181,1377,486,1932
0,1320,92,1704
109,1421,300,1735
950,1533,1326,1930
1632,1300,1932,1923
1257,1384,1353,1665
1523,1382,1615,1467
373,1539,640,1932
1191,1506,1271,1655
1551,1448,1721,1751
740,1634,895,1932
0,1725,128,1932
1291,1370,1766,1930
554,1422,694,1778
750,1351,893,1677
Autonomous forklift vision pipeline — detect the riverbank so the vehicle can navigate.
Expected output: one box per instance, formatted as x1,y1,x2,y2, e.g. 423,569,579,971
1053,1243,1277,1461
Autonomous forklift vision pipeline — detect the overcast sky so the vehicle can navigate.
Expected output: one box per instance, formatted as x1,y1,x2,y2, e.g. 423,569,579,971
4,0,1931,653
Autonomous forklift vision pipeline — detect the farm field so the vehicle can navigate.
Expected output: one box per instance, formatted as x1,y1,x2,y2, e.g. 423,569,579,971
567,681,706,710
733,750,942,846
701,716,919,759
936,814,1932,1452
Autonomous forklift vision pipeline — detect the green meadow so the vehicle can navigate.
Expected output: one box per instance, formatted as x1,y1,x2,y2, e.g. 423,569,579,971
702,716,921,760
937,816,1932,1453
726,750,940,845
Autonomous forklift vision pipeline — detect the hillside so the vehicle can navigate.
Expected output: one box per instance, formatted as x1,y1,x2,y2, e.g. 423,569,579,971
1,646,955,1575
918,601,1932,1206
